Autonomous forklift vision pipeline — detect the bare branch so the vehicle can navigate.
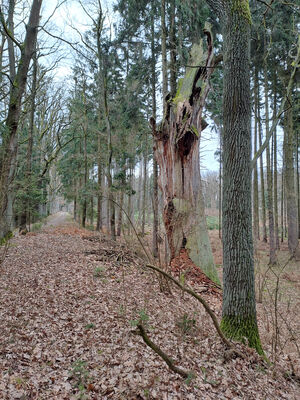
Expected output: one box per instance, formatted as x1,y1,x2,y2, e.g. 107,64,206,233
0,6,22,50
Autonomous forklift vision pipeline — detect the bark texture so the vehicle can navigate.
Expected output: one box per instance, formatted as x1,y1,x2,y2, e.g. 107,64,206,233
220,1,262,353
152,25,219,284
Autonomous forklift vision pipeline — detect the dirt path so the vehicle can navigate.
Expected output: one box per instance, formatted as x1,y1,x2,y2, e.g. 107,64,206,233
43,212,74,229
0,222,299,399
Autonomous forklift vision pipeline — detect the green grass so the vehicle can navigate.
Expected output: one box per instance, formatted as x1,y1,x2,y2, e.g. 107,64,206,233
31,222,43,232
206,215,220,230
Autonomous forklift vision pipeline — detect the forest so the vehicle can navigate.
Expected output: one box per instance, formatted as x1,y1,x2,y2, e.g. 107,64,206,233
0,0,299,399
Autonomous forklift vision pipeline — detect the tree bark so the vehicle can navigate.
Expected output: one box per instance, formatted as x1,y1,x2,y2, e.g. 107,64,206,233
219,1,263,354
150,5,159,258
161,0,168,115
283,103,300,258
273,77,279,249
152,25,219,285
169,0,176,98
253,67,260,242
264,61,276,265
257,88,268,243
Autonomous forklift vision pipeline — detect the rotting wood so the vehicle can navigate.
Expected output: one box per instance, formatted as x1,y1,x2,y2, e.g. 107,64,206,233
151,23,220,284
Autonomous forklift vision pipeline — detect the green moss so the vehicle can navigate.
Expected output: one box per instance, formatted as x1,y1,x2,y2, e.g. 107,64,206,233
231,0,252,25
172,40,205,107
0,231,13,245
220,314,264,355
191,125,199,137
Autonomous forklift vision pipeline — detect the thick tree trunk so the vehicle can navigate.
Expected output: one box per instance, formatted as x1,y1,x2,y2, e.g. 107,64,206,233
220,1,262,354
152,26,219,284
0,0,43,238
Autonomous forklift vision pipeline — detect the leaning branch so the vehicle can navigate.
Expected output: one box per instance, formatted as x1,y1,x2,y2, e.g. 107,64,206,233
0,7,22,50
144,263,232,348
136,324,191,379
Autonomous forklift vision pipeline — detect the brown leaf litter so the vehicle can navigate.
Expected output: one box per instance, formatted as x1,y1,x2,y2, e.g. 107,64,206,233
0,222,299,399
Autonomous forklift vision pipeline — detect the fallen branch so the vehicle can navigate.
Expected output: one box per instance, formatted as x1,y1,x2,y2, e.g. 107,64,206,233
144,263,232,348
136,324,191,379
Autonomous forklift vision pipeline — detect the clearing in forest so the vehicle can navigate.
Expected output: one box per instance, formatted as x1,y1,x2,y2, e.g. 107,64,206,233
0,214,299,399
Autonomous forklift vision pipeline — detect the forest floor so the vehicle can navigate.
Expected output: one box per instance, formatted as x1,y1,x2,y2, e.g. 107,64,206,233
0,213,299,399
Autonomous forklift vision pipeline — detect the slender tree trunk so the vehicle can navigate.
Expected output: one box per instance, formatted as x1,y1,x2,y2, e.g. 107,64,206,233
169,0,176,98
90,196,94,227
151,5,159,258
218,134,222,239
161,0,168,115
297,126,300,239
253,67,260,242
25,50,37,228
281,168,284,243
117,167,125,236
81,86,88,228
257,86,268,243
264,61,276,264
141,140,148,236
273,78,279,249
283,103,300,257
127,164,133,235
137,160,142,225
96,113,102,231
219,1,262,353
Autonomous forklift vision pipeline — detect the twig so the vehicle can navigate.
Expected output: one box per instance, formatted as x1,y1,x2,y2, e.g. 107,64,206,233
144,263,232,349
136,324,191,379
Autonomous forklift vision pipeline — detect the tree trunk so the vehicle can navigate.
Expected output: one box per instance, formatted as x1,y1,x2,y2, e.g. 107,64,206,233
297,125,300,239
273,77,280,249
283,104,300,258
253,67,260,242
141,141,148,236
264,62,276,265
219,1,262,354
151,4,159,258
19,49,38,231
161,0,168,115
152,26,219,285
169,0,176,98
258,89,268,243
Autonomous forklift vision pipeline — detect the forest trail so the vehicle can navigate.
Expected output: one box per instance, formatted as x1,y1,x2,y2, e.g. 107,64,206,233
42,212,74,229
0,223,299,399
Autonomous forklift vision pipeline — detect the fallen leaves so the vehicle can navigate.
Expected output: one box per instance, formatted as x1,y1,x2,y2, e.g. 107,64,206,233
0,221,299,399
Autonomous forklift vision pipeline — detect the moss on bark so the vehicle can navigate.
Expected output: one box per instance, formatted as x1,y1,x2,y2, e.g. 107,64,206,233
220,315,264,355
230,0,252,25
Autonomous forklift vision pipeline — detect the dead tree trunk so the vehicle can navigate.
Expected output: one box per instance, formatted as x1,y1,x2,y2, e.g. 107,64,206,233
152,25,219,284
